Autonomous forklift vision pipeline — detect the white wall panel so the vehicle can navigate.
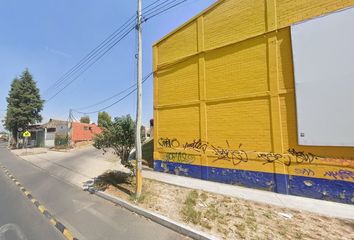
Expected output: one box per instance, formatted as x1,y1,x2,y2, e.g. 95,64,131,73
291,7,354,146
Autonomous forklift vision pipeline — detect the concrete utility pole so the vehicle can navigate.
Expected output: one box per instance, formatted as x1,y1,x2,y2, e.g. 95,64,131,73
135,0,143,197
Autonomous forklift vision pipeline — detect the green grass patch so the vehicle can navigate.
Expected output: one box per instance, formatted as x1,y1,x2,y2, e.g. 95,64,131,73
181,190,201,224
130,193,148,203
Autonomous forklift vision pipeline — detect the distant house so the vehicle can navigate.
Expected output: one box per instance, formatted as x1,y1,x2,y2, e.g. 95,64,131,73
71,122,101,144
0,132,8,140
41,119,69,147
27,119,101,148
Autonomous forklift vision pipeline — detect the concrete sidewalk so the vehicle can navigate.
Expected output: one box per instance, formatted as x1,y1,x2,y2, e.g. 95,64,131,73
14,146,354,220
143,169,354,220
13,146,128,188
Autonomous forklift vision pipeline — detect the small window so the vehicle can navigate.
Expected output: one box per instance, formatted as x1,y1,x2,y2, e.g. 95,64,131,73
47,128,56,133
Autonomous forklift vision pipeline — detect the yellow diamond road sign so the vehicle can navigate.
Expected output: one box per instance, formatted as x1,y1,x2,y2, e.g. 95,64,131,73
23,131,31,138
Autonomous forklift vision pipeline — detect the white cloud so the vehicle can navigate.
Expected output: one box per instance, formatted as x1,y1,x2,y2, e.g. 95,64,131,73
44,46,71,58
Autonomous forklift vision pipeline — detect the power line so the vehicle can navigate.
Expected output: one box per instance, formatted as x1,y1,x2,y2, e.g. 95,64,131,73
72,72,153,115
143,0,179,16
75,72,153,111
44,17,136,96
143,0,163,11
45,26,136,103
44,0,191,103
74,89,136,115
144,0,188,21
44,1,167,96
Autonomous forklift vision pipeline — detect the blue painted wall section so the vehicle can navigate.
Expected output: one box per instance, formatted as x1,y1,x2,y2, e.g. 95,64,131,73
289,175,354,204
154,160,354,204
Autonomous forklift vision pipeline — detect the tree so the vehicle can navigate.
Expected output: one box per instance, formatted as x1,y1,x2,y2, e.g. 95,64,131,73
97,111,111,127
80,116,90,124
4,69,43,142
93,115,135,171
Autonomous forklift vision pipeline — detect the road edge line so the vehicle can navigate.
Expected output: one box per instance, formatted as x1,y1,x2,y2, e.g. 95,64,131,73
95,191,219,240
0,163,79,240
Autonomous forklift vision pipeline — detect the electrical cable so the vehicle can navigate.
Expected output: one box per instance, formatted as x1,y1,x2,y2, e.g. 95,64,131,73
143,0,179,16
72,72,153,115
74,72,152,111
143,0,163,11
45,26,135,103
44,0,191,102
144,0,188,21
44,0,168,96
44,17,137,96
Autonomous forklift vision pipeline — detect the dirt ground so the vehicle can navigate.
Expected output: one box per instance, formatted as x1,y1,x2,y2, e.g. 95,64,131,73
96,171,354,240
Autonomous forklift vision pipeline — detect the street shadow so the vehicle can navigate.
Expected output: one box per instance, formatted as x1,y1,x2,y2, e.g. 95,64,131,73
93,170,133,195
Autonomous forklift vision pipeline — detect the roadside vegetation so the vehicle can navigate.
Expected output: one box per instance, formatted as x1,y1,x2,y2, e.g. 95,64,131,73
93,115,135,172
4,69,43,146
93,171,354,240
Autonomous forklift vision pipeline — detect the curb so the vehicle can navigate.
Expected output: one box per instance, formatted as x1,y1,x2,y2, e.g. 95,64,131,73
95,191,219,240
0,163,78,240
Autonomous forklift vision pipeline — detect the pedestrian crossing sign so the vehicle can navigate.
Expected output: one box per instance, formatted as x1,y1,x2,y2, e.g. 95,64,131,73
23,131,31,138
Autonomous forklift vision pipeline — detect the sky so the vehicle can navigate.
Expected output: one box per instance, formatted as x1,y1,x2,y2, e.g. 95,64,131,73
0,0,216,131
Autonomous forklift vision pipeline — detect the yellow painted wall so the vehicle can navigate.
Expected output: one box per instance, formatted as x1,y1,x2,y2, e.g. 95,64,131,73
153,0,354,184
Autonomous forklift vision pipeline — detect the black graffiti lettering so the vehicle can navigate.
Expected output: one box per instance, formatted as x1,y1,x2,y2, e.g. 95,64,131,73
258,153,291,166
183,139,209,153
324,170,354,180
294,168,315,176
211,141,248,166
158,139,322,169
158,137,180,149
165,152,195,164
288,148,317,164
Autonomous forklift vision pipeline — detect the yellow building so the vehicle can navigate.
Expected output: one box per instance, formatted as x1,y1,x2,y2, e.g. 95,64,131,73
153,0,354,203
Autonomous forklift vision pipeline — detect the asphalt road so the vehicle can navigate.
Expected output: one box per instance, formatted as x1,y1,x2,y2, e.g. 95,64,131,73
0,142,64,240
0,142,187,240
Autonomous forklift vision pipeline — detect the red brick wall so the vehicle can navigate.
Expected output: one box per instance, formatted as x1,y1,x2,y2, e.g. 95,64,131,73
71,122,101,143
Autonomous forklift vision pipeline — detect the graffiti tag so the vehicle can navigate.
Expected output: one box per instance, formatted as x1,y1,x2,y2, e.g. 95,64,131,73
294,168,315,176
288,148,318,164
183,139,208,153
211,141,248,166
165,152,194,164
257,152,291,166
158,137,323,169
158,137,180,149
324,170,354,180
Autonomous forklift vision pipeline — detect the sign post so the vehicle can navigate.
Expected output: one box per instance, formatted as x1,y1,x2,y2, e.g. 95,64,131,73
22,131,31,138
16,128,23,149
22,130,31,150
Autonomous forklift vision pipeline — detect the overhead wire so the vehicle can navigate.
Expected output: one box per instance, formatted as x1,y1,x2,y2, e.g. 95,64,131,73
143,0,163,11
143,0,179,16
144,0,188,21
45,0,192,103
144,0,188,22
75,72,153,111
44,21,137,97
44,0,166,97
72,72,153,115
45,26,136,103
43,16,137,96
